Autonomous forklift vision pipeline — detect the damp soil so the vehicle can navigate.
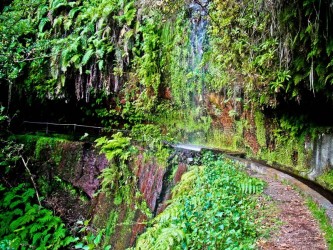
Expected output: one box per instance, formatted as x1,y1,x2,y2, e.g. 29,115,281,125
249,170,328,250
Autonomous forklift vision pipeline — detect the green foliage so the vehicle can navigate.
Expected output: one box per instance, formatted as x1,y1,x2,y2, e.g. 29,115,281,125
95,132,136,204
237,178,265,194
34,136,66,164
0,139,23,174
254,111,266,148
168,13,192,108
13,134,68,165
317,170,333,191
131,123,172,167
135,153,266,249
152,104,213,144
206,0,279,105
132,11,166,111
0,106,7,123
205,0,333,108
0,183,76,249
0,0,138,102
74,220,111,250
96,132,132,162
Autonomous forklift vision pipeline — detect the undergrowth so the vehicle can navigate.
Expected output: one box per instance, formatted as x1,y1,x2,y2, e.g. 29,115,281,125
133,152,267,249
0,183,75,249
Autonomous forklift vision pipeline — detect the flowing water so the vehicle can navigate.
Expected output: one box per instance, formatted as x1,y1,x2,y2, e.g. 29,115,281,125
189,0,209,104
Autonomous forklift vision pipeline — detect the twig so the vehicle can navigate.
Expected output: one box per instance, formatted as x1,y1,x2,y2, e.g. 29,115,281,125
1,176,12,188
21,156,42,207
13,54,52,63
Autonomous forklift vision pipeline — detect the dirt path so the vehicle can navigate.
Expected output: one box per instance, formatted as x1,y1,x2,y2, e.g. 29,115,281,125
249,170,327,250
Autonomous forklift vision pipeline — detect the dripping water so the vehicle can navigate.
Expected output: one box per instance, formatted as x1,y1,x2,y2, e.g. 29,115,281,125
189,0,209,105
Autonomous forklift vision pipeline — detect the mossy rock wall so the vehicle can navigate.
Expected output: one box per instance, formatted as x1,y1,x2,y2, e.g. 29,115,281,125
14,135,189,248
201,93,333,193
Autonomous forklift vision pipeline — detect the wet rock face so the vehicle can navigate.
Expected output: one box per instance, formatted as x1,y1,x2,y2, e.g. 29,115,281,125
33,139,191,248
307,134,333,180
134,152,190,214
135,154,166,211
56,142,109,198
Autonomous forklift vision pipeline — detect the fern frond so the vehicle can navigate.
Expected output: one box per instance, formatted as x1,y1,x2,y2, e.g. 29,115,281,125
155,202,180,224
29,221,43,234
9,213,35,231
9,199,24,209
22,188,35,202
172,168,200,199
82,49,94,65
155,226,185,250
32,232,43,245
237,178,265,194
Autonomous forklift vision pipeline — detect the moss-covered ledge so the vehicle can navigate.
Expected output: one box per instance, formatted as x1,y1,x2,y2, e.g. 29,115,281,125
14,134,108,198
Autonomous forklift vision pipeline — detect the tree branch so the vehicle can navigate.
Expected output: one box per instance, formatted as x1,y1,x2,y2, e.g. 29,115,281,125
21,156,42,207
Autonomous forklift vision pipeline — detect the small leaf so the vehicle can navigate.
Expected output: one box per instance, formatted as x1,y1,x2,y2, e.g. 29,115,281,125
75,243,84,249
93,232,102,245
82,49,94,65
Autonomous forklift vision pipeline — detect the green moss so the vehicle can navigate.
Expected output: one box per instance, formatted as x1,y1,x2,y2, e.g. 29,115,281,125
317,170,333,191
204,126,246,153
233,119,245,149
206,129,232,150
254,111,266,148
257,133,309,174
102,211,119,248
34,137,66,165
114,208,136,250
14,134,67,165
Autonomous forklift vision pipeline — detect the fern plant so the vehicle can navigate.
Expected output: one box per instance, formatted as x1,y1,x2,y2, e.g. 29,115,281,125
95,132,137,205
0,183,76,249
135,153,266,249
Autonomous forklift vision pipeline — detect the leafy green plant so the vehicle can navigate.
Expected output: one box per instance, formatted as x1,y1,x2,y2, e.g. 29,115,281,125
0,183,75,249
237,178,266,194
95,132,136,204
95,132,133,162
317,170,333,191
131,124,172,167
135,153,266,249
0,106,7,122
74,220,111,250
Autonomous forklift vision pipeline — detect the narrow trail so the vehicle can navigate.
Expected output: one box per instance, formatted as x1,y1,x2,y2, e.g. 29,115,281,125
173,144,331,249
249,169,327,249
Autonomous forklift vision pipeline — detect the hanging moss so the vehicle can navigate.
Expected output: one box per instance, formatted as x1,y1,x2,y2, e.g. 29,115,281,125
254,111,267,149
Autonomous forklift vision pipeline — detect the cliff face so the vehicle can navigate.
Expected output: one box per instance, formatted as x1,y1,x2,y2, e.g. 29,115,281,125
2,0,333,207
15,135,188,248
